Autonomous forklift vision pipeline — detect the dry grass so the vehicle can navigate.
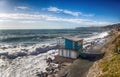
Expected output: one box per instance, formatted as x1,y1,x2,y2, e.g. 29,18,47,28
99,52,120,77
98,31,120,77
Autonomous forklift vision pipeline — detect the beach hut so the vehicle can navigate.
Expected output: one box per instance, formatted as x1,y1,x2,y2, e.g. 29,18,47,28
57,36,83,58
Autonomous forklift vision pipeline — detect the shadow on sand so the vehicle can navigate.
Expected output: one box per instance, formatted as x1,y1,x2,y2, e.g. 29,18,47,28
58,52,105,77
65,55,104,77
79,52,105,61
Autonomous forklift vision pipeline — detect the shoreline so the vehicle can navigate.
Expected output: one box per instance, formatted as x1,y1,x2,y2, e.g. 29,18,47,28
46,31,111,77
0,31,110,77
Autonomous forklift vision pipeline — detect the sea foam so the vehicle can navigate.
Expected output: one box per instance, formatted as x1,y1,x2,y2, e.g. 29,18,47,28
0,31,109,77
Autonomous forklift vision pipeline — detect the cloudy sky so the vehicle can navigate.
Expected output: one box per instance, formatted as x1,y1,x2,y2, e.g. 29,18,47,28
0,0,120,29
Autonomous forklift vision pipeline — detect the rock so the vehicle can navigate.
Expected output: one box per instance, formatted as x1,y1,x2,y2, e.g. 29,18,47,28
36,71,48,77
48,74,55,77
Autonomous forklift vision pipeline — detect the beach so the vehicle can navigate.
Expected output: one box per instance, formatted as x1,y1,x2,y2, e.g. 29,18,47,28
0,29,109,77
0,0,119,76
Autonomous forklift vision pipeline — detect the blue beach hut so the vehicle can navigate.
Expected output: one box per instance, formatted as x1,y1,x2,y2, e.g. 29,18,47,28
58,36,83,58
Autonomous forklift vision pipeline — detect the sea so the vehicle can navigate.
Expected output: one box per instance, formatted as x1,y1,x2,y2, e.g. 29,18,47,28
0,29,107,44
0,29,109,57
0,29,110,77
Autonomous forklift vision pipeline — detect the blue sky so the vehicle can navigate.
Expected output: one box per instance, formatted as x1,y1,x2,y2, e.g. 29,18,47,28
0,0,120,29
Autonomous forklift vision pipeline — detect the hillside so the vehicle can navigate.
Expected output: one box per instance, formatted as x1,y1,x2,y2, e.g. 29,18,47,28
76,23,120,30
87,30,120,77
103,23,120,30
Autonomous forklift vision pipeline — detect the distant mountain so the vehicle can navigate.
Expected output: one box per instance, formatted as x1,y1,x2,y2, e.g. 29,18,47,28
76,23,120,30
103,23,120,30
75,26,103,30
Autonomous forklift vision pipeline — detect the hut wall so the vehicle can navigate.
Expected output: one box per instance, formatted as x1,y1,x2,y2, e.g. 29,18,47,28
59,49,63,56
65,39,83,51
66,50,70,57
63,50,67,57
58,49,78,58
65,39,73,49
75,42,79,50
71,51,78,58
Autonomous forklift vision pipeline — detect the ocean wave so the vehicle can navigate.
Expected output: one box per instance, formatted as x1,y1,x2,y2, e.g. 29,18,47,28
0,35,56,42
0,31,109,59
84,31,109,41
0,43,58,59
0,31,109,77
0,49,58,77
83,31,109,48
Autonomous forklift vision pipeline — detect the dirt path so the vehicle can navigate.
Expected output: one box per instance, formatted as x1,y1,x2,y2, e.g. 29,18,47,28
56,58,94,77
66,59,94,77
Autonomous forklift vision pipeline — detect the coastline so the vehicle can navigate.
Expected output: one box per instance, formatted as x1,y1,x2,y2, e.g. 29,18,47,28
0,31,110,77
85,30,120,77
51,31,111,77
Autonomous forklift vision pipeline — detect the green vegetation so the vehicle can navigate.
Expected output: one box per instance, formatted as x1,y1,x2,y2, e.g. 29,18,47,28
99,52,120,77
99,32,120,77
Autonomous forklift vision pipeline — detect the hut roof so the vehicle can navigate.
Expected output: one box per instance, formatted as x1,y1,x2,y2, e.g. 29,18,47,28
63,36,83,42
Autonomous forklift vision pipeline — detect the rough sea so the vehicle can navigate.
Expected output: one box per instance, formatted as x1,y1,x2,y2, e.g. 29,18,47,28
0,29,107,46
0,29,109,77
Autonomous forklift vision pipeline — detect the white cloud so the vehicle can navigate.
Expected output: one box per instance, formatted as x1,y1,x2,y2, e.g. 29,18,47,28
0,13,113,26
19,20,37,23
47,7,62,12
63,10,81,16
0,20,3,22
15,6,29,11
46,6,94,17
0,19,12,22
46,17,112,26
0,13,50,19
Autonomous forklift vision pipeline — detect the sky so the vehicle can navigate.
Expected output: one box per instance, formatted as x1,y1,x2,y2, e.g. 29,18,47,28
0,0,120,29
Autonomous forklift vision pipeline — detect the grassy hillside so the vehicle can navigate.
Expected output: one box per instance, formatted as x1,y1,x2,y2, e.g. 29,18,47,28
98,31,120,77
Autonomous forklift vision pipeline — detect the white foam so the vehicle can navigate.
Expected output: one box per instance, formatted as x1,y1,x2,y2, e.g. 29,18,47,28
0,43,57,55
84,31,108,41
0,43,59,77
83,31,109,48
0,49,58,77
0,31,110,77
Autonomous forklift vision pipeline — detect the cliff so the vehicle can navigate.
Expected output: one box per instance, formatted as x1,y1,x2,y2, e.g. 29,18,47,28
87,30,120,77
